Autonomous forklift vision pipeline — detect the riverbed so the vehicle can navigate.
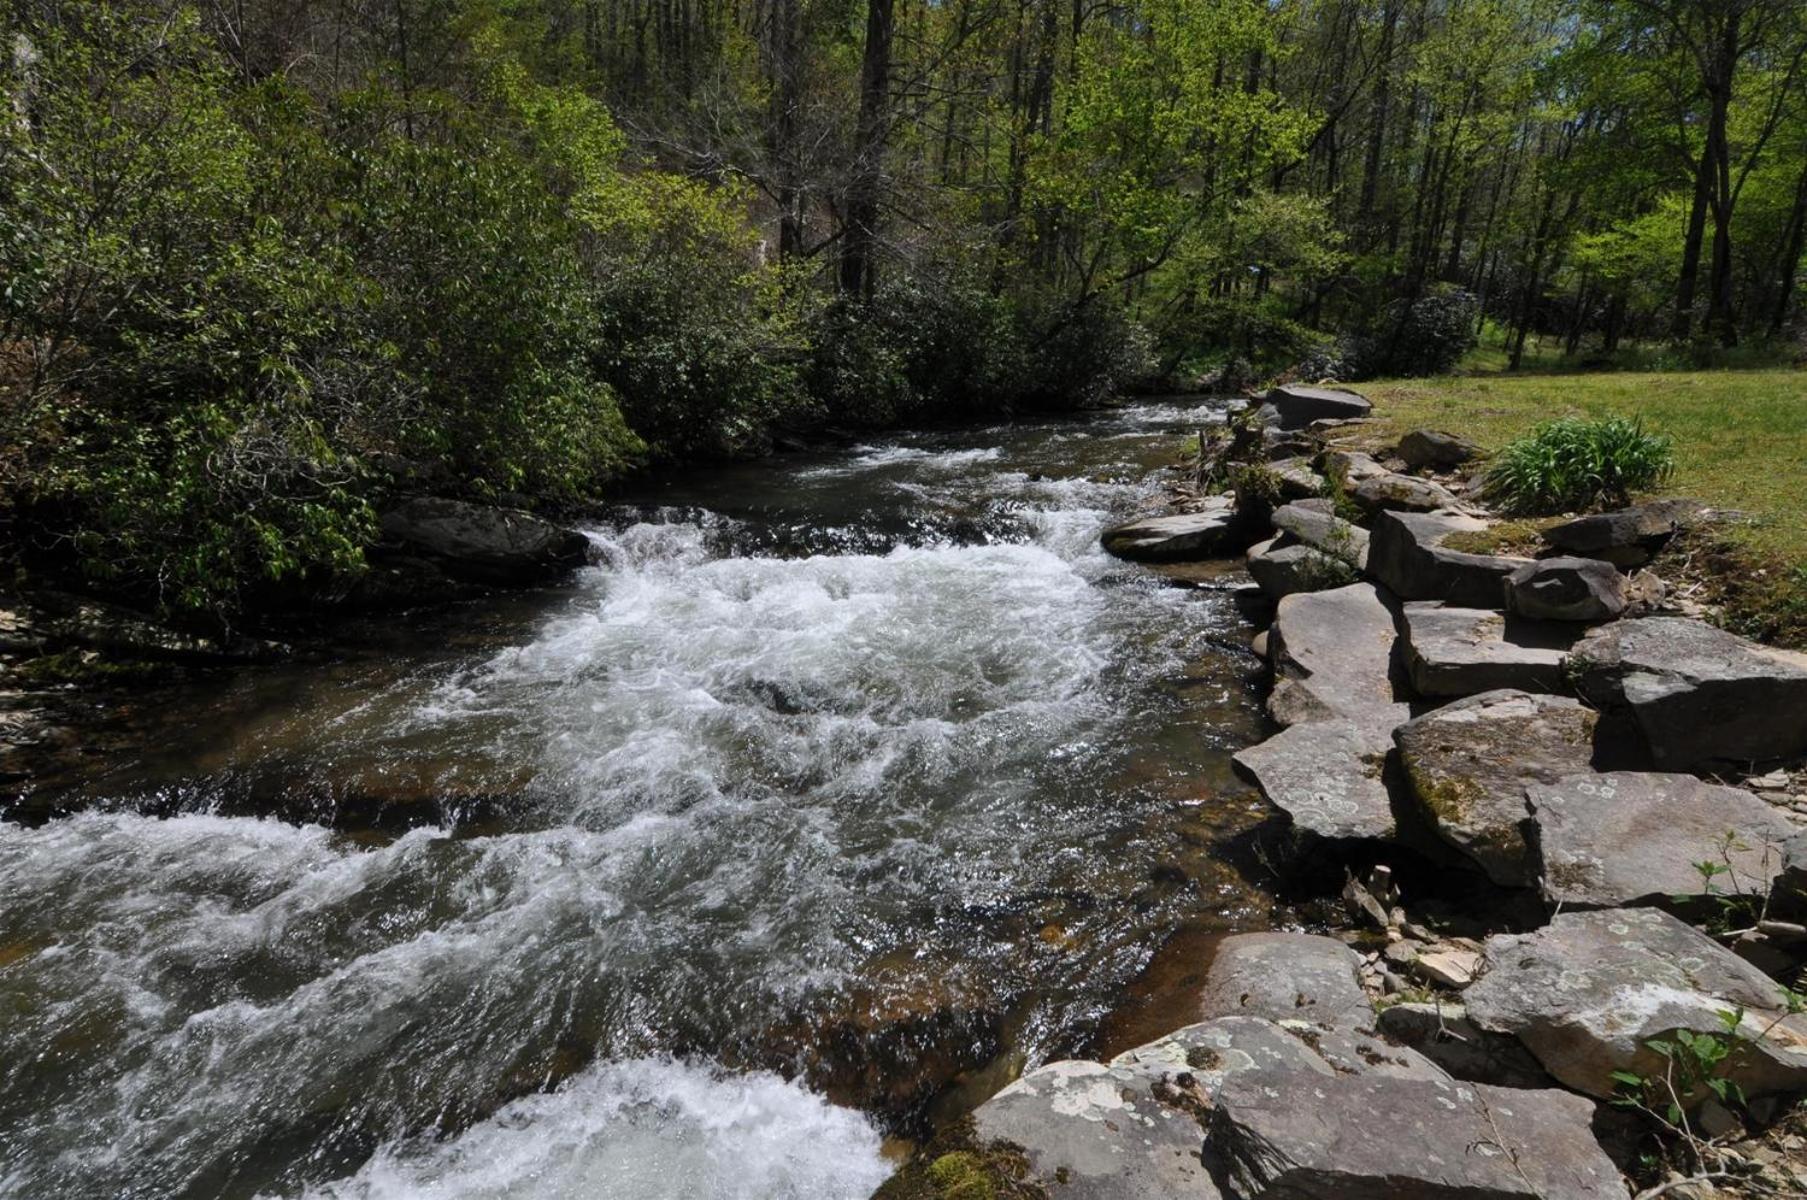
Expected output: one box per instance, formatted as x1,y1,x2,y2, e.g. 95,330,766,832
0,400,1283,1199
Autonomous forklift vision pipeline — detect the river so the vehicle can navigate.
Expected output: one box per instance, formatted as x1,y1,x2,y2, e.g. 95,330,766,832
0,399,1283,1199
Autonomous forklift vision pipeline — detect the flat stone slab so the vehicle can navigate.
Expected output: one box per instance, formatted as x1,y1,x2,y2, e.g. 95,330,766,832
1399,603,1581,698
1466,908,1807,1101
1527,771,1800,908
1197,932,1373,1030
1267,456,1327,499
1268,582,1411,735
1395,690,1598,886
1351,471,1464,515
1270,502,1369,568
1542,499,1705,568
1570,616,1807,770
1368,509,1532,608
1376,1002,1553,1089
1204,1067,1628,1200
1246,540,1357,600
1233,719,1395,841
1257,384,1372,430
1398,429,1483,471
1102,497,1241,562
1505,557,1628,623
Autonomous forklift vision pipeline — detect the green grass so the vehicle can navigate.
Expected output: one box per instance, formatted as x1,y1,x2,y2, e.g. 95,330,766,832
1358,368,1807,562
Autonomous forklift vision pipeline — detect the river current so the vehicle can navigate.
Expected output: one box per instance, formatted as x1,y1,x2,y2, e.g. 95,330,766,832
0,400,1279,1199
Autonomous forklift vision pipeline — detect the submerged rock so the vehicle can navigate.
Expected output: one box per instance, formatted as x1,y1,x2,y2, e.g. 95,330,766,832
1466,909,1807,1102
1569,616,1807,771
1197,932,1373,1030
377,497,590,584
1542,499,1705,568
1394,690,1597,887
1399,603,1582,699
1368,510,1532,608
1101,497,1243,562
1256,384,1372,430
1504,557,1628,623
1527,771,1799,909
1233,718,1396,842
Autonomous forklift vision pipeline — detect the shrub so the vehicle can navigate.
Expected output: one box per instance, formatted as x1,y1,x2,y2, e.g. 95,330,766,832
1344,288,1480,379
1483,417,1674,514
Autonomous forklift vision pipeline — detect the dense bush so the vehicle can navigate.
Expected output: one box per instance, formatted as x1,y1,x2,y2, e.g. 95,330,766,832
1343,289,1481,379
1482,417,1674,514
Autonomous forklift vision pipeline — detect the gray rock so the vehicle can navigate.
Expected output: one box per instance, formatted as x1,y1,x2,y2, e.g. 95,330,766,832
1542,499,1706,568
1246,541,1358,600
1101,497,1243,562
1528,771,1801,909
1320,448,1393,489
1569,616,1807,770
1204,1065,1627,1200
1351,472,1465,515
378,497,590,584
1233,719,1396,841
1197,932,1373,1029
1376,1002,1554,1089
1267,456,1328,500
1466,908,1807,1102
1505,557,1628,623
1368,509,1533,608
1399,603,1582,698
1258,383,1372,430
1270,502,1369,568
1394,690,1598,886
1267,583,1411,735
1776,830,1807,918
1398,429,1484,471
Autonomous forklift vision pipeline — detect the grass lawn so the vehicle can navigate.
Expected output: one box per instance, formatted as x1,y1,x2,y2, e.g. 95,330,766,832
1357,368,1807,563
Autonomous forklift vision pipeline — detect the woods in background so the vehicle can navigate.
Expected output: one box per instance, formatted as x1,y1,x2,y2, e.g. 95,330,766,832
2,0,1805,615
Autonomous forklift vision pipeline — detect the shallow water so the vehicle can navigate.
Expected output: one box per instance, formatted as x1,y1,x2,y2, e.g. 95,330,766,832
0,401,1279,1199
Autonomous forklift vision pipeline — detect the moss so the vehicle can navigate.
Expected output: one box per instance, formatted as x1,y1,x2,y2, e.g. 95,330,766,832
1405,759,1481,823
1440,517,1556,557
872,1120,1046,1200
926,1154,997,1200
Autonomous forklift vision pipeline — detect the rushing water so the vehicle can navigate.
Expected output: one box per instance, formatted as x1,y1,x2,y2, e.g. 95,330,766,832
0,401,1280,1200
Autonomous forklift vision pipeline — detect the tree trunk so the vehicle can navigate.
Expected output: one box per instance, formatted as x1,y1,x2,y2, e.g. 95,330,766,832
840,0,895,297
1669,150,1711,341
1769,153,1807,338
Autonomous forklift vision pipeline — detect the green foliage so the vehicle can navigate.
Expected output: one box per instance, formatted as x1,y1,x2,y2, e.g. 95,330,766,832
1483,417,1675,514
1346,290,1482,379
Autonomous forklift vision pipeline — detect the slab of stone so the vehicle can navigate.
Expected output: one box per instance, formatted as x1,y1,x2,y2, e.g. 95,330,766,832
1233,719,1396,841
1376,1002,1554,1089
1246,540,1357,600
1569,616,1807,770
1395,690,1598,887
1102,497,1242,562
1368,509,1533,608
1268,582,1411,735
1505,557,1628,623
1528,771,1801,908
1270,502,1369,568
1351,471,1464,515
1399,603,1581,699
1204,1066,1628,1200
1412,946,1483,989
1320,448,1392,487
378,497,590,584
1257,383,1372,430
1466,908,1807,1102
1197,932,1373,1030
1542,499,1706,568
1267,456,1327,499
1398,429,1484,471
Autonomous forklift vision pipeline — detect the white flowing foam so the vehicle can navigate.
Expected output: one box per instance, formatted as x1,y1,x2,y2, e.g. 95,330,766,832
296,1057,890,1200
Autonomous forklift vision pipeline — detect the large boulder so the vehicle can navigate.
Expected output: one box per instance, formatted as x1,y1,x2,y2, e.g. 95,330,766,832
1542,499,1705,568
1267,582,1410,734
1246,540,1358,600
1368,510,1533,608
1569,616,1807,770
1256,383,1372,430
1466,909,1807,1102
1527,771,1800,909
1394,690,1597,886
1197,932,1373,1029
1504,557,1628,623
1233,719,1396,842
1397,429,1484,472
1399,603,1581,699
1102,496,1243,562
1266,456,1328,500
1350,472,1464,516
1271,502,1369,569
377,497,590,584
1320,448,1392,487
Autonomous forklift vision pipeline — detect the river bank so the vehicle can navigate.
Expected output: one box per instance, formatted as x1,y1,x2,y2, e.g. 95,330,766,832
879,384,1807,1200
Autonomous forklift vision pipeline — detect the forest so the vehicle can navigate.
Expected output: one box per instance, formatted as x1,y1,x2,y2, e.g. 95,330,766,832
3,0,1805,616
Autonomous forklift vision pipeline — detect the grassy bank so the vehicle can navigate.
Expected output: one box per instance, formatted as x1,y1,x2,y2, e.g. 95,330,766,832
1358,369,1807,562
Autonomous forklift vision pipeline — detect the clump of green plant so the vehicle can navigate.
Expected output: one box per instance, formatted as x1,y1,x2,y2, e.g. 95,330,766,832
1482,417,1674,514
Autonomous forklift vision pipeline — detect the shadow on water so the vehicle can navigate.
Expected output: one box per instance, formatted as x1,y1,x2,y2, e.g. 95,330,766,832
0,398,1301,1200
